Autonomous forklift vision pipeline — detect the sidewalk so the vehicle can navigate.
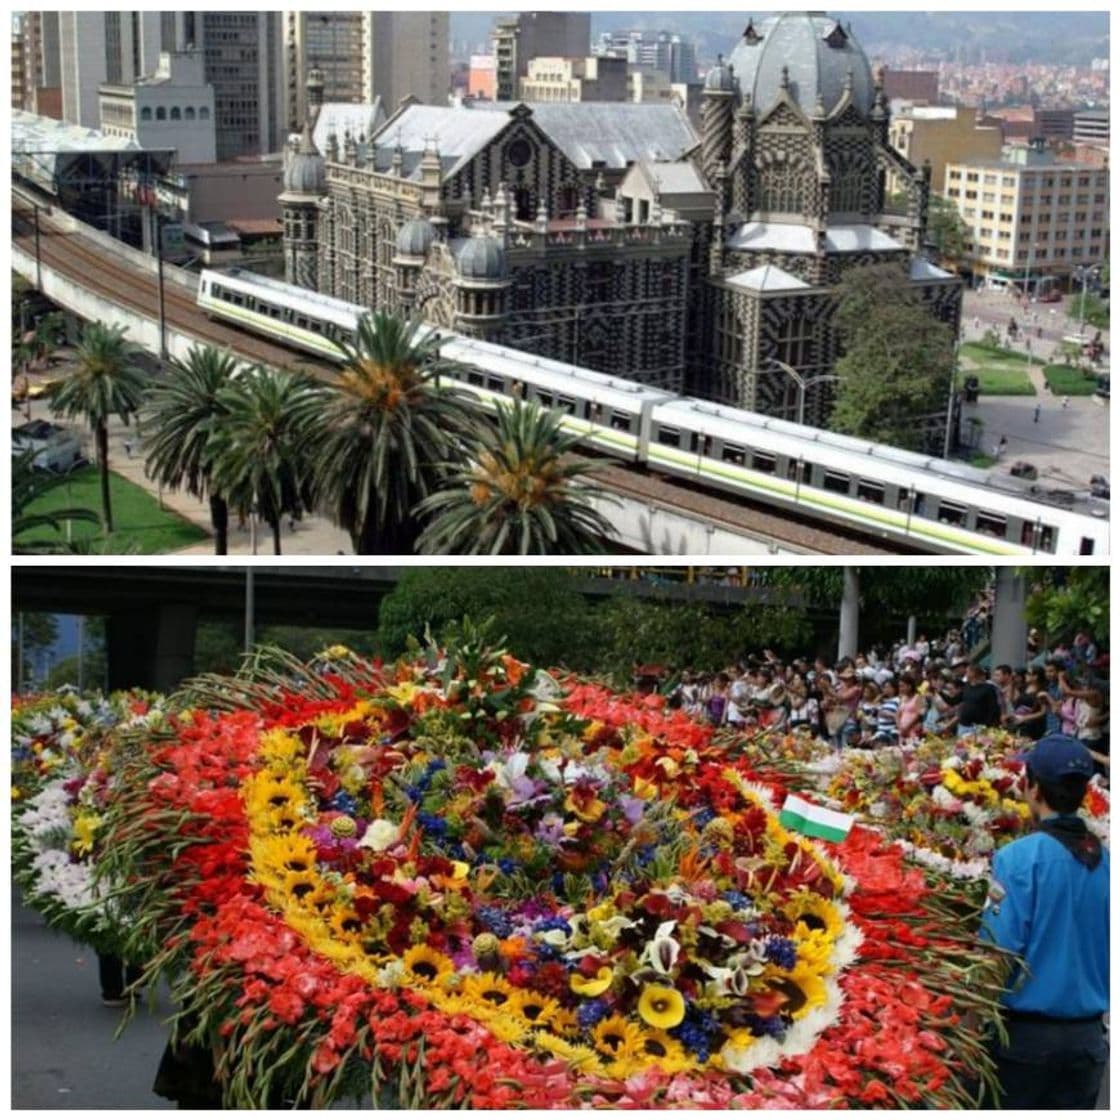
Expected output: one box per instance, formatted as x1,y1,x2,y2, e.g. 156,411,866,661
24,394,354,556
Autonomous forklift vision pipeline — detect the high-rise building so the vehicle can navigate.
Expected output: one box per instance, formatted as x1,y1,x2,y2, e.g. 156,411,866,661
945,151,1108,289
283,12,365,131
201,11,285,160
1073,109,1108,147
468,55,497,101
520,56,628,103
58,12,168,128
12,18,27,111
493,13,591,100
362,12,449,110
595,29,697,85
22,11,63,117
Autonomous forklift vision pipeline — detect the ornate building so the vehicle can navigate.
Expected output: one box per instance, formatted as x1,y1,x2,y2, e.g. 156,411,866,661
281,12,963,431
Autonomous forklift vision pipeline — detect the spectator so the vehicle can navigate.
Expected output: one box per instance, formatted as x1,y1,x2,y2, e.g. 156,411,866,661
955,664,1003,736
706,673,730,727
871,678,900,746
896,674,928,742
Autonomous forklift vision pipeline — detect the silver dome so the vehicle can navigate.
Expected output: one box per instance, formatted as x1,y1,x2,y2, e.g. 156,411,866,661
726,13,874,118
456,234,506,281
704,58,737,93
395,217,436,258
283,125,326,194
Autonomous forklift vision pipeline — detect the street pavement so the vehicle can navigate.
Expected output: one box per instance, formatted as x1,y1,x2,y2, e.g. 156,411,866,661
11,891,174,1108
959,287,1109,490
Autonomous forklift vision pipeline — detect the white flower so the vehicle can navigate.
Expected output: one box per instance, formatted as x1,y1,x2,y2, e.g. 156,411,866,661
357,819,400,852
640,920,681,975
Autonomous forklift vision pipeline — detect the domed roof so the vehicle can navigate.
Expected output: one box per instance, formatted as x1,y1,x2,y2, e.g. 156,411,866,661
704,55,737,93
456,234,506,281
396,217,435,258
283,125,326,194
726,12,874,119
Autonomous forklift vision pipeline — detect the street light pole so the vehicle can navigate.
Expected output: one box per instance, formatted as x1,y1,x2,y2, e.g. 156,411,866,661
33,201,42,290
150,203,167,361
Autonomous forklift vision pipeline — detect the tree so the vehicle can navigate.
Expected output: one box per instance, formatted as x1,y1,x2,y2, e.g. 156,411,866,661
298,312,479,554
43,617,108,691
12,449,100,553
415,398,616,555
376,568,596,667
210,365,319,555
144,345,242,555
1025,567,1108,648
47,322,147,532
11,612,59,690
828,262,956,450
925,193,969,261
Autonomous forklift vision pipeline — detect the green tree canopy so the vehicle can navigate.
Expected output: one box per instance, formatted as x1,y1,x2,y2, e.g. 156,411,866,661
1025,568,1108,648
925,193,970,260
828,262,956,450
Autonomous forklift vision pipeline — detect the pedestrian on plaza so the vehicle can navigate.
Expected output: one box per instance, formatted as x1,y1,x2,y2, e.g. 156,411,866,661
1062,396,1070,409
978,734,1108,1109
1033,403,1041,424
122,437,133,459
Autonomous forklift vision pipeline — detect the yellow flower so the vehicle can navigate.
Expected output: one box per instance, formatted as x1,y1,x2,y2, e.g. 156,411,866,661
765,961,829,1020
461,971,517,1009
570,966,614,997
534,1032,603,1073
328,907,366,942
637,984,686,1029
782,891,845,941
548,1007,580,1037
401,945,454,986
564,789,607,823
639,1028,694,1073
72,811,102,856
512,991,562,1030
632,776,659,801
12,787,22,801
591,1014,643,1061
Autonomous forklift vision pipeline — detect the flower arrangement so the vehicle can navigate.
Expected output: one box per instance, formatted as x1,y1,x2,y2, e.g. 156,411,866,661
87,642,1009,1108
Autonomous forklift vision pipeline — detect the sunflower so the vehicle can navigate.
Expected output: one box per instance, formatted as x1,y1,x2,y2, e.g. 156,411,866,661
782,891,846,941
638,1028,694,1074
534,1031,603,1074
764,960,829,1021
401,944,454,986
461,971,517,1009
513,991,562,1030
591,1013,643,1061
548,1007,580,1037
637,984,686,1030
328,907,366,942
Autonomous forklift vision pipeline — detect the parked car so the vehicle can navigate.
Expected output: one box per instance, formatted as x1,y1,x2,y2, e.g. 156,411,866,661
11,420,83,472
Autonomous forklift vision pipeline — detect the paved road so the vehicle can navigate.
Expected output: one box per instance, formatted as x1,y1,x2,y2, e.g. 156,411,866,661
12,892,174,1109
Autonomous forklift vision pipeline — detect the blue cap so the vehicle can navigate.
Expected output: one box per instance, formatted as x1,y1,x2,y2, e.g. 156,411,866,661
1027,734,1095,782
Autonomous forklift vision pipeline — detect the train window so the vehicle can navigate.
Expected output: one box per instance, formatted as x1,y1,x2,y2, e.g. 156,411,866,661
690,433,712,455
898,490,926,516
556,395,575,414
296,316,310,329
856,480,885,505
1080,537,1095,555
587,402,603,422
467,371,485,387
1038,525,1055,553
611,411,633,432
822,471,850,495
535,390,553,407
230,293,244,307
722,443,746,466
975,511,1007,538
657,427,681,448
486,376,505,393
751,451,776,474
938,501,967,526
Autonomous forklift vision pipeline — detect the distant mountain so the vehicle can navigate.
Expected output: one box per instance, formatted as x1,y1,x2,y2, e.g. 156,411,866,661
450,11,1109,66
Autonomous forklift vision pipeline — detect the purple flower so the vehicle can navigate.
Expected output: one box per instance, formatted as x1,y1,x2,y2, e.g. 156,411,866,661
619,795,645,825
535,813,566,846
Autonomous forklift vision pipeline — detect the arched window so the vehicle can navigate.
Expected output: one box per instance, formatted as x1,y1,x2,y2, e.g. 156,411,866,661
184,106,195,120
140,107,152,121
170,106,181,121
756,152,811,216
199,106,210,120
156,107,166,121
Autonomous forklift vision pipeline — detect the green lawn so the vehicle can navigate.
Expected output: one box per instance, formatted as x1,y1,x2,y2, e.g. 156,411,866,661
14,466,209,553
1042,364,1099,397
959,342,1029,364
965,366,1037,396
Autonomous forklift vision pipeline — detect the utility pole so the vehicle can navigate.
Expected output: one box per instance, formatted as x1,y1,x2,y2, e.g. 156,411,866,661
838,567,860,660
33,202,42,290
151,202,167,361
244,570,256,653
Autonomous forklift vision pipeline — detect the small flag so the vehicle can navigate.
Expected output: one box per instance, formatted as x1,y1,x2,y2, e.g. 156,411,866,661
778,794,853,843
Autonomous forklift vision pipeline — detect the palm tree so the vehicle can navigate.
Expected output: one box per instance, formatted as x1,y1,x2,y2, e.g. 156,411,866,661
144,345,241,554
297,312,479,554
47,322,146,533
210,365,318,555
415,397,616,555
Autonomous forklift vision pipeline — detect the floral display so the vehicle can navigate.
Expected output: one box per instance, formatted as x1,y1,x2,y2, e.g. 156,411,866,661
88,644,1008,1108
12,690,164,953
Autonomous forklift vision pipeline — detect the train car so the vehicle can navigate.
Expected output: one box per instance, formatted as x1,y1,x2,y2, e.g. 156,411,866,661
198,268,362,360
647,397,1107,556
196,268,1109,556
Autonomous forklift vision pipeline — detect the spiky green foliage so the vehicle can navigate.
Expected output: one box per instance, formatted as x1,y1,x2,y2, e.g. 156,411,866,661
12,449,100,553
47,322,147,532
296,312,479,554
415,397,615,555
143,345,242,554
210,365,319,555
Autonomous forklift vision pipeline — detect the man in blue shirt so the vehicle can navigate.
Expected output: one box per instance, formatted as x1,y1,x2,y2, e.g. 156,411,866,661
979,734,1109,1109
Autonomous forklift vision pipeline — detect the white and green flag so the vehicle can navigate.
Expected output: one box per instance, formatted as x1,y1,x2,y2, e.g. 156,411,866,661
778,794,854,843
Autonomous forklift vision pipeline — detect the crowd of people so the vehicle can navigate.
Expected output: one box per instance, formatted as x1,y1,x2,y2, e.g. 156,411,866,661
665,624,1108,768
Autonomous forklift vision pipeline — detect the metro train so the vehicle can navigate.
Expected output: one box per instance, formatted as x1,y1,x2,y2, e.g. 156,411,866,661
197,268,1109,557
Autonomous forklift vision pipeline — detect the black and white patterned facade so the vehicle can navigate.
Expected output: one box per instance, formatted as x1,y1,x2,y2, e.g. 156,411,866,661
280,12,962,430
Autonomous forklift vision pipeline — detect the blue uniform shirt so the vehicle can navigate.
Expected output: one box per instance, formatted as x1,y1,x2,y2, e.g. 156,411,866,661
979,821,1109,1017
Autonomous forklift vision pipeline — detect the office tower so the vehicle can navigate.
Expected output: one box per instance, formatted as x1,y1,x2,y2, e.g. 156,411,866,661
493,13,591,100
363,12,449,109
283,12,366,131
